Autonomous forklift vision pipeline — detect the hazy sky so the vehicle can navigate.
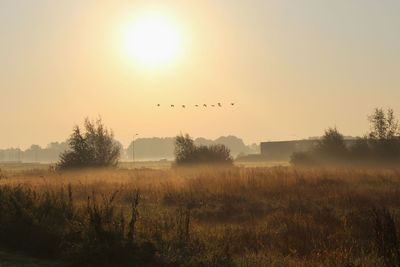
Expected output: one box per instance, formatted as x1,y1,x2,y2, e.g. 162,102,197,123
1,0,400,149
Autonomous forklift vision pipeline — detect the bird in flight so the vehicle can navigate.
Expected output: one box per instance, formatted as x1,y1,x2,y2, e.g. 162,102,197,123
157,102,235,109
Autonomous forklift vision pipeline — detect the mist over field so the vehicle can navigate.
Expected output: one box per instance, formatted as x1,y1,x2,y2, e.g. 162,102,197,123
2,0,400,266
0,135,259,163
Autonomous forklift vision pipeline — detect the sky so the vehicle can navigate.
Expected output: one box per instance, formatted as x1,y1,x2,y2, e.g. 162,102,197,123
1,0,400,149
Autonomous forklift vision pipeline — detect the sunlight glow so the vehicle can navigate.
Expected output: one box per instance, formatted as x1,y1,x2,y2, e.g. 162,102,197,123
123,14,182,67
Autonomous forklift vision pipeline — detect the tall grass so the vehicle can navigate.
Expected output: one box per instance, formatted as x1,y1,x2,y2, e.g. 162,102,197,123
1,166,400,266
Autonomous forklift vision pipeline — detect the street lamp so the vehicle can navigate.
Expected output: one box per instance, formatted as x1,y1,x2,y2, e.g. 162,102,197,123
132,133,139,168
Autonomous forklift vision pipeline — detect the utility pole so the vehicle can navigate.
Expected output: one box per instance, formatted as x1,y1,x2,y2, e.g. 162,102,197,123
132,133,139,168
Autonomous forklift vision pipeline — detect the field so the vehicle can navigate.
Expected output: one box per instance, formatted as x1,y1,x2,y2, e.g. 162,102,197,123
0,160,289,172
1,165,400,266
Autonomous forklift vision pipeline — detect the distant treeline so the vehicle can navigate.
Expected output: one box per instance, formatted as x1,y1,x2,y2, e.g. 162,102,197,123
0,142,68,163
0,136,259,163
292,108,400,167
124,136,259,161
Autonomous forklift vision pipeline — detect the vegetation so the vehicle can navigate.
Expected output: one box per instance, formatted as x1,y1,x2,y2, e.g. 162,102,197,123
174,134,233,166
57,118,121,170
291,108,400,166
0,136,257,164
1,167,400,266
0,250,59,267
3,111,400,266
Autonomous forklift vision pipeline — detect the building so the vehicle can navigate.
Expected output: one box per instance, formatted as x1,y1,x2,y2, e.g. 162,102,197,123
260,139,356,161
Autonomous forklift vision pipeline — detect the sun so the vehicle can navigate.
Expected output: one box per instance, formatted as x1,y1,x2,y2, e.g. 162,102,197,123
123,14,182,67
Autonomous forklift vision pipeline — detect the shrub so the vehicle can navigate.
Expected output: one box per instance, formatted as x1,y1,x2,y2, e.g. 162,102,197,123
291,127,348,166
174,134,233,166
315,127,348,159
57,118,121,170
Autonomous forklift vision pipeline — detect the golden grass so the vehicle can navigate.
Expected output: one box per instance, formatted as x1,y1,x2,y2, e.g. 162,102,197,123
1,166,400,266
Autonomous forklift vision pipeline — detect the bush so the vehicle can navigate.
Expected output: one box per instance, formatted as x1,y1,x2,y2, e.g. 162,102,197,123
57,118,121,170
291,127,348,166
315,127,348,160
174,134,233,166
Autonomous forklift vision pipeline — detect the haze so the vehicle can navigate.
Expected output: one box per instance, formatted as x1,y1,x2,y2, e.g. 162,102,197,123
1,0,400,149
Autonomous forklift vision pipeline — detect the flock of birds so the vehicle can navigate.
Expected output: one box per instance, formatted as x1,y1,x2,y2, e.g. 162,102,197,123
156,103,235,108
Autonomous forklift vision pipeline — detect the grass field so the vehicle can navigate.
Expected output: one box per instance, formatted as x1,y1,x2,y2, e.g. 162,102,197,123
0,165,400,266
0,160,289,172
0,162,50,172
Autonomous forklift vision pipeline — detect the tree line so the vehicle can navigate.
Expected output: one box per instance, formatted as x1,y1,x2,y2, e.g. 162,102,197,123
0,135,256,163
56,119,233,170
45,107,400,170
291,108,400,166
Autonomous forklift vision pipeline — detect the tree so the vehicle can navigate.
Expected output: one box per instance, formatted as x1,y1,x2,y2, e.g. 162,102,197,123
368,108,399,141
27,144,42,162
57,118,121,170
315,127,348,159
174,134,196,164
291,127,348,166
174,134,233,166
368,108,400,159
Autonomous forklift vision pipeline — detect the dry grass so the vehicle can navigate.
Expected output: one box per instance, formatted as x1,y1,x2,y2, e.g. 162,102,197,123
1,166,400,266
